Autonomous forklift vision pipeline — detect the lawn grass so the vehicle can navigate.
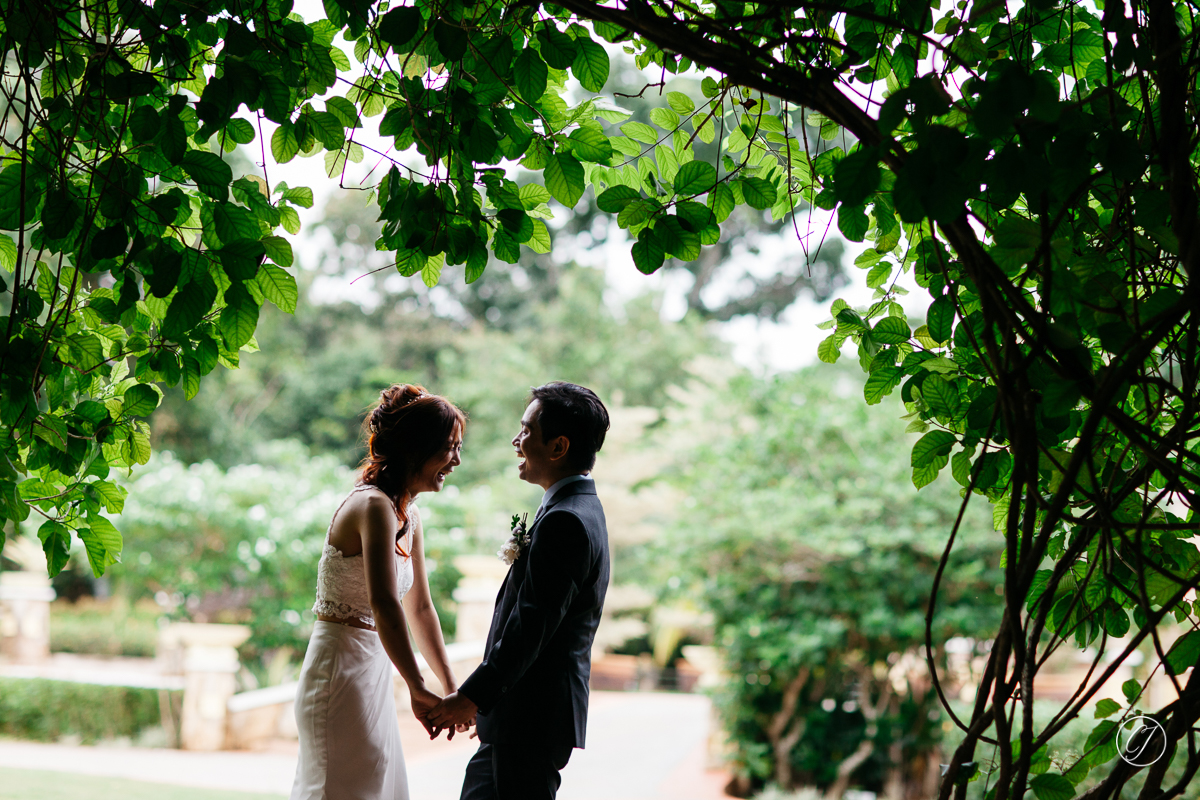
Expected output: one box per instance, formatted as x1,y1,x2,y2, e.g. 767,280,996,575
0,768,287,800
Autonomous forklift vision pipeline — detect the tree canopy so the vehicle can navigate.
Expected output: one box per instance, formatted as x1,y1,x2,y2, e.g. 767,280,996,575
3,0,1199,796
654,364,1002,797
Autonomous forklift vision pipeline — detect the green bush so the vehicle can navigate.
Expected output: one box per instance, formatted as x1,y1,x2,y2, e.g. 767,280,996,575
653,364,1003,796
50,600,161,658
0,678,173,743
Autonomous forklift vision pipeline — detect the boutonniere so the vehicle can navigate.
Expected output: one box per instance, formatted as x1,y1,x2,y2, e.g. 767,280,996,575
498,512,530,565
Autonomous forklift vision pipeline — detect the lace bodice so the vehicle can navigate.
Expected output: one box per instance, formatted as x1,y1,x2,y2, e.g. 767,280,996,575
313,485,416,628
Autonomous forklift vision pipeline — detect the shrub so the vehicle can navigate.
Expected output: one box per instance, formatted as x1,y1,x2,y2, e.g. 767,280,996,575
0,678,173,743
49,599,161,658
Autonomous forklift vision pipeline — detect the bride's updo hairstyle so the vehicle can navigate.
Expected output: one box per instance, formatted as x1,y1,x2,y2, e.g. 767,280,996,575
360,384,466,553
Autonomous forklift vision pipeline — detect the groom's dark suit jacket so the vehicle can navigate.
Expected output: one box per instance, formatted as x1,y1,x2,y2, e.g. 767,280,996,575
459,479,609,750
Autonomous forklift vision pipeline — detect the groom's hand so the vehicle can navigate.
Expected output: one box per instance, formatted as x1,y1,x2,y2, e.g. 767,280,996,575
427,691,478,737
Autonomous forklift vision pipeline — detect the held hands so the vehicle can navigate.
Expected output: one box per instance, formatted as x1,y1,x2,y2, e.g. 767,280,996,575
426,691,479,740
409,685,445,739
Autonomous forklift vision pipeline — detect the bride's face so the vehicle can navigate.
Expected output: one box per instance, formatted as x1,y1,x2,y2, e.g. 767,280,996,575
412,424,463,494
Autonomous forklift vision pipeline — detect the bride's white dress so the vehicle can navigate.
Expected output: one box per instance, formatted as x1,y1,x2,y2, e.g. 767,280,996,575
290,485,416,800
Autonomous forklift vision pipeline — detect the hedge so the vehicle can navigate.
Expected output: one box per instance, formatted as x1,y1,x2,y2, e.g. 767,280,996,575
0,678,176,743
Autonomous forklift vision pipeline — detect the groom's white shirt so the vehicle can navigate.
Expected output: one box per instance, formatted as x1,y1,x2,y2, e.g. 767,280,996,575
538,473,591,516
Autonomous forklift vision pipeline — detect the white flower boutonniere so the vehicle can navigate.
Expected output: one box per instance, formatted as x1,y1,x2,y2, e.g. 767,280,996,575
498,512,530,565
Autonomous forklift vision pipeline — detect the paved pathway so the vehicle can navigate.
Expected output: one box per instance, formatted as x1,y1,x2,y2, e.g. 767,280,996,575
0,691,730,800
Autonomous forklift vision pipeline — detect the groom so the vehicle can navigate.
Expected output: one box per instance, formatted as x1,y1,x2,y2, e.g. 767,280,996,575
428,382,611,800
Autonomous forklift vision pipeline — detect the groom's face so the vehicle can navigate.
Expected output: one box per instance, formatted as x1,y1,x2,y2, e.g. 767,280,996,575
513,400,555,487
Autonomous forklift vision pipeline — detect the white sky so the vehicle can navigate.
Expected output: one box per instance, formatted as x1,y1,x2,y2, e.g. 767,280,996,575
259,1,929,375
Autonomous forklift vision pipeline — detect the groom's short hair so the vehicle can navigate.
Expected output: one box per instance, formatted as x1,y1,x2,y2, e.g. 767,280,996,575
530,382,610,472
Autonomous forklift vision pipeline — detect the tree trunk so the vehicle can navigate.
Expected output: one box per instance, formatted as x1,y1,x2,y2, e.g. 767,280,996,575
825,739,876,800
884,739,904,800
767,668,810,788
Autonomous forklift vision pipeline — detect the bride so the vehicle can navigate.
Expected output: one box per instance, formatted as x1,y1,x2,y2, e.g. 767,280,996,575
291,384,470,800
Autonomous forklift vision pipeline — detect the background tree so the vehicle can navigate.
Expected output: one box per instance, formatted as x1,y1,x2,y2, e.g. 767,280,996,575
652,364,1002,798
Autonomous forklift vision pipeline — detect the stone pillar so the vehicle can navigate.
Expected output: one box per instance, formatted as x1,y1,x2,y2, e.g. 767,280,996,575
0,571,56,664
160,622,251,751
682,645,730,770
452,555,509,643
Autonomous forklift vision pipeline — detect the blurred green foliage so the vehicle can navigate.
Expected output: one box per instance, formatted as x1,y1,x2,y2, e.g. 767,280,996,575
74,262,722,672
651,363,1003,796
0,678,172,744
49,599,161,658
151,263,715,483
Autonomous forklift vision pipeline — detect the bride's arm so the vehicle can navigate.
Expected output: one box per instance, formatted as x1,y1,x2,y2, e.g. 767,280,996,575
402,510,458,696
361,494,440,724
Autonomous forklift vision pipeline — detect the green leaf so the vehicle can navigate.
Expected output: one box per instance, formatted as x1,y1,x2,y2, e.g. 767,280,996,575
307,110,346,150
872,316,912,344
708,183,735,222
514,48,549,102
527,219,551,253
213,204,260,245
181,151,233,200
740,177,776,209
536,26,577,70
912,430,957,467
650,107,681,129
1029,773,1076,800
596,185,642,213
838,204,869,241
378,6,423,51
254,263,298,313
544,153,585,208
817,334,842,363
122,384,161,417
1165,630,1200,676
667,91,695,115
261,235,294,267
913,456,948,489
674,161,717,196
81,515,123,577
434,20,467,61
1094,699,1121,719
518,184,552,209
281,186,314,209
0,234,16,270
655,217,700,261
38,520,71,577
927,295,955,344
572,37,610,92
130,427,152,465
219,283,260,350
621,121,659,145
833,147,881,206
279,206,301,235
924,377,963,419
325,96,361,128
225,118,255,145
567,127,613,162
864,365,903,404
632,227,665,274
421,252,444,288
272,124,300,164
89,480,127,515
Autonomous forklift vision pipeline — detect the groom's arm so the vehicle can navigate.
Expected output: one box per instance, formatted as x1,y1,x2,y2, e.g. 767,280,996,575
458,510,590,713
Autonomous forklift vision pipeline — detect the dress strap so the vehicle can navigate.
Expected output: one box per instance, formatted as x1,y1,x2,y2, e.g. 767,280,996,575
325,485,376,542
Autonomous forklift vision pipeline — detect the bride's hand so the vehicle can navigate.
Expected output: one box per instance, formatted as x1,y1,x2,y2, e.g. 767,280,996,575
410,686,443,739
